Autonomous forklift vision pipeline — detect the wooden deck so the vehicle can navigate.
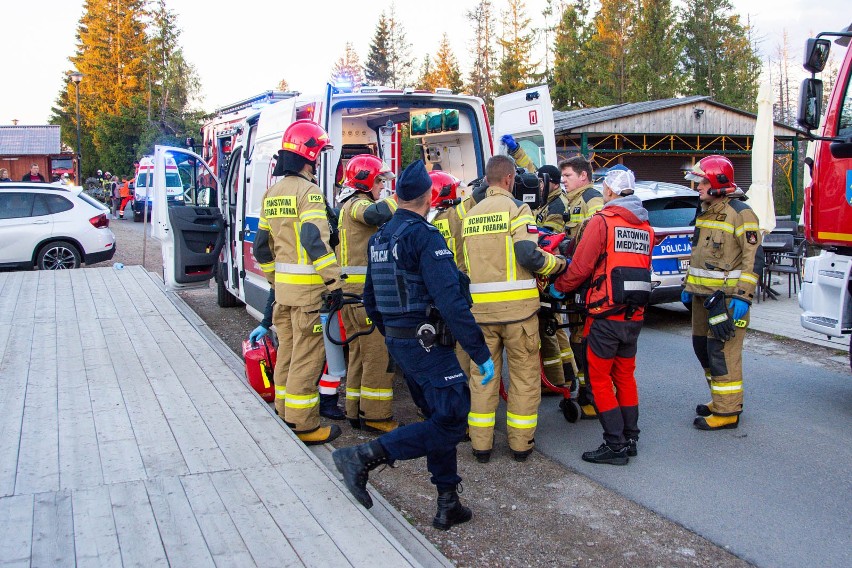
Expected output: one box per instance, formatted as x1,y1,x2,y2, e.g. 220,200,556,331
0,266,420,567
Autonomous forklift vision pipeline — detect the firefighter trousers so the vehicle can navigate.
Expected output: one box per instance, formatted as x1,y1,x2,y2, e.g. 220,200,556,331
691,297,747,416
586,318,643,446
340,303,395,421
469,314,541,453
272,303,325,432
556,327,578,381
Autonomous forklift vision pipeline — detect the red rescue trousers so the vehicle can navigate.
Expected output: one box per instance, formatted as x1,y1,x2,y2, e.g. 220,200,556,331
119,196,133,213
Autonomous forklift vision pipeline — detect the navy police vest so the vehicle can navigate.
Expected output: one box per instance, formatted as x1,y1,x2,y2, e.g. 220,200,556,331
369,218,431,316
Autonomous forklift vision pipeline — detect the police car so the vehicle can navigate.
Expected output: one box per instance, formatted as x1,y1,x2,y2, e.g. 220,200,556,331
595,179,698,304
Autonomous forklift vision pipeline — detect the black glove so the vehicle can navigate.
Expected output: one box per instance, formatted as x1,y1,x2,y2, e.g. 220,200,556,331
704,290,735,341
324,288,344,313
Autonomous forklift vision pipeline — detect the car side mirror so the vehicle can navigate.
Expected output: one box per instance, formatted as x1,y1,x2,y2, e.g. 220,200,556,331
803,38,832,73
797,78,823,131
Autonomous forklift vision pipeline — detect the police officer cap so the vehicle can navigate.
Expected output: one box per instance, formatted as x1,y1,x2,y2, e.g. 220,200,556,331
396,160,433,201
537,165,560,184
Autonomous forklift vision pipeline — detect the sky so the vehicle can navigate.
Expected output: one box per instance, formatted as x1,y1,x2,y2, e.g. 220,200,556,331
3,0,849,125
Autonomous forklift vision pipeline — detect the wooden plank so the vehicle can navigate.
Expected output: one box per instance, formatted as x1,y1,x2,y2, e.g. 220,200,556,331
83,268,119,321
208,470,304,568
141,315,269,470
0,271,24,324
145,476,216,567
109,481,169,567
113,268,160,318
52,271,76,324
0,494,34,568
14,309,59,496
33,270,56,323
12,271,38,323
69,269,97,323
180,473,257,567
242,466,351,567
71,486,122,568
128,267,184,321
119,314,229,474
0,318,34,497
98,317,188,479
98,267,137,319
31,490,74,568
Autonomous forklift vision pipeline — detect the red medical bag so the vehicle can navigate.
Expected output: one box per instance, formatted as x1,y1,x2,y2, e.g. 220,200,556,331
242,337,276,402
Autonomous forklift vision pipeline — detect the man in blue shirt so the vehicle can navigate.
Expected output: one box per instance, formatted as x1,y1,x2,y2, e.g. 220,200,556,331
333,160,494,531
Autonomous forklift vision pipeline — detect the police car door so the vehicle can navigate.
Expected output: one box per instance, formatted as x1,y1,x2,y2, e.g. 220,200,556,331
493,85,557,170
150,145,225,290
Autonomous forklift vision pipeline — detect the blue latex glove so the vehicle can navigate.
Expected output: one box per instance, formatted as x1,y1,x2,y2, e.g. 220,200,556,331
478,359,495,386
547,284,566,300
500,134,519,152
681,290,693,304
728,298,750,321
249,325,268,344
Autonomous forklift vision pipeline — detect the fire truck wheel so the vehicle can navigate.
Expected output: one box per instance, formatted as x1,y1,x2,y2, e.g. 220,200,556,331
216,266,239,308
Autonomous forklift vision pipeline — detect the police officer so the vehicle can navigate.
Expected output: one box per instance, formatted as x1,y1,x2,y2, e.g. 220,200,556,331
559,156,604,419
337,154,399,432
464,155,567,463
552,168,653,464
681,155,760,430
333,160,493,531
253,120,343,446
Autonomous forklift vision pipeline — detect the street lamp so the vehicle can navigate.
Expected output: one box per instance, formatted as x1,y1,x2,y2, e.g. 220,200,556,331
70,71,83,184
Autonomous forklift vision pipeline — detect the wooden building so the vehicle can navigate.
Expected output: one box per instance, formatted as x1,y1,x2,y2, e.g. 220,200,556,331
553,96,803,211
0,125,76,182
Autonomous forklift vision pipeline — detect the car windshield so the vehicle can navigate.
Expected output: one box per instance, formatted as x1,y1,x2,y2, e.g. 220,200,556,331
644,198,698,228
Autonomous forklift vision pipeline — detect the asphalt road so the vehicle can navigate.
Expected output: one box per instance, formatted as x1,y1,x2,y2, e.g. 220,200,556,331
530,309,852,568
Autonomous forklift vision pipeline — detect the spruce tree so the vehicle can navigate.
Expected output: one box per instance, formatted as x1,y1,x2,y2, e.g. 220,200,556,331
416,55,437,91
585,0,638,105
432,34,464,92
466,0,497,109
550,0,593,109
365,13,392,86
628,0,682,101
495,0,537,96
330,42,365,91
387,3,415,88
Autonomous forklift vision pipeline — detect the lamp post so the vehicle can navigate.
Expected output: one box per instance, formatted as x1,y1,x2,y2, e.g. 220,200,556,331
70,72,83,184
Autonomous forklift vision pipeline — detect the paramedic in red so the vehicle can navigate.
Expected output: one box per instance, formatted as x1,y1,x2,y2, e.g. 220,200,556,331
550,168,653,465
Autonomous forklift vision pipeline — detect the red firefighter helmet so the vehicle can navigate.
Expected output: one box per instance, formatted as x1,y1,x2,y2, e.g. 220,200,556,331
429,171,461,207
281,120,332,161
344,154,395,191
685,155,740,196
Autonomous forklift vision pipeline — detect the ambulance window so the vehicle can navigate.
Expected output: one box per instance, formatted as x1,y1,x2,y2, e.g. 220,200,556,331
226,147,242,206
513,134,546,170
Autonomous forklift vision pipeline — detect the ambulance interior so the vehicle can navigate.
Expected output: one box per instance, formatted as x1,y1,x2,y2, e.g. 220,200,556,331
323,100,485,205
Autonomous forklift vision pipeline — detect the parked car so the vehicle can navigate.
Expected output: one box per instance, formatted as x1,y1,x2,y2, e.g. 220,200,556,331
0,183,116,270
594,179,699,304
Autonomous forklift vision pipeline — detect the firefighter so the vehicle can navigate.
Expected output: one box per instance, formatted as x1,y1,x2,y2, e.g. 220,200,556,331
464,155,567,463
534,164,578,392
252,119,343,446
333,160,493,530
551,167,653,464
681,155,760,430
559,156,604,419
337,154,400,432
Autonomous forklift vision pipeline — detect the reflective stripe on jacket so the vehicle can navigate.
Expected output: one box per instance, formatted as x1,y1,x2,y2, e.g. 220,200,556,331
337,195,396,293
563,184,604,238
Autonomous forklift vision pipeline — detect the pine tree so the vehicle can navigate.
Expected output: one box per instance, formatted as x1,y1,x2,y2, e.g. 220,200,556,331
365,13,392,86
495,0,537,96
416,54,437,91
432,34,464,92
387,3,415,88
550,0,593,109
628,0,682,101
466,0,497,109
330,42,364,91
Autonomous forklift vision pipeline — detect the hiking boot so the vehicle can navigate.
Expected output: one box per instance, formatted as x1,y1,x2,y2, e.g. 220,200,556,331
694,414,739,431
433,487,472,531
580,404,598,420
512,449,533,462
361,419,401,433
472,449,491,463
332,439,388,509
581,443,629,465
626,438,638,457
695,402,715,417
319,393,345,420
296,425,342,446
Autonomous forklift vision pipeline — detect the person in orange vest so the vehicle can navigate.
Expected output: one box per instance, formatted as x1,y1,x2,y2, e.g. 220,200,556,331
118,178,133,219
551,168,654,465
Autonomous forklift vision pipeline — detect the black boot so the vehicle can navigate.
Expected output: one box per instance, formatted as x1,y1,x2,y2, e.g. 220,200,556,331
582,443,629,465
332,439,388,509
621,405,639,457
433,487,472,530
563,363,577,393
319,393,345,420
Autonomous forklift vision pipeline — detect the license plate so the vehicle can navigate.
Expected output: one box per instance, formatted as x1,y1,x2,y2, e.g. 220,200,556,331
679,258,690,271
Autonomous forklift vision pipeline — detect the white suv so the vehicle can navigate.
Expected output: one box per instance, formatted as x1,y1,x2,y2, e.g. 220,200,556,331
0,183,116,270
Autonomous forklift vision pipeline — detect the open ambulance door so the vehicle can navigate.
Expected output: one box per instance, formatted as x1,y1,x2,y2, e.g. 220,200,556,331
150,145,225,290
493,85,557,171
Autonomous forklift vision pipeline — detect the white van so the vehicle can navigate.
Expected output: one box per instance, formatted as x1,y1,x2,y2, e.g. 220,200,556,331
149,84,557,320
132,156,186,222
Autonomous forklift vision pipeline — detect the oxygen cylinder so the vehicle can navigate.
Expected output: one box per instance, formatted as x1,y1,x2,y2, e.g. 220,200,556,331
319,309,347,376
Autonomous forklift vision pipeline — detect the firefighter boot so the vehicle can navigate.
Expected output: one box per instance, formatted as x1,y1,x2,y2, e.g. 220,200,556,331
582,443,629,465
695,402,715,417
580,403,598,420
332,439,388,509
563,363,577,393
361,419,401,433
319,393,346,420
296,425,342,446
693,414,739,430
433,486,472,531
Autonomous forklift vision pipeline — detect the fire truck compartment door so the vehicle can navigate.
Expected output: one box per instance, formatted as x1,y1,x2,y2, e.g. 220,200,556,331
151,145,225,290
493,85,557,171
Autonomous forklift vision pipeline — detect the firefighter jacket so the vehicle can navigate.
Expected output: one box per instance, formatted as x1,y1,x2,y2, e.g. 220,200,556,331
253,172,342,307
555,195,654,321
462,185,567,324
337,194,397,294
563,184,604,239
534,186,571,232
684,197,761,303
507,145,536,173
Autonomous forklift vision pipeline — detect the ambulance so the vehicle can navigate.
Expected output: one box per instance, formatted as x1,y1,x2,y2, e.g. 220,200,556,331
132,156,185,222
149,84,557,320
